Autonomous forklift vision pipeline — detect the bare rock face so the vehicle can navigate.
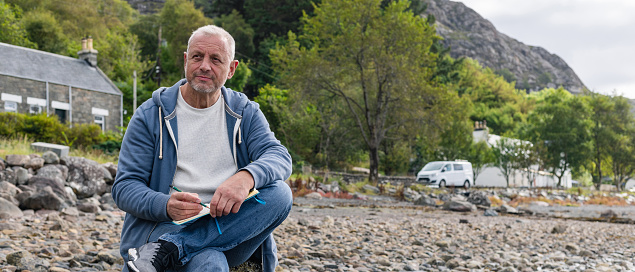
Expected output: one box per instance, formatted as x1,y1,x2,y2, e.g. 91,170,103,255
424,0,587,93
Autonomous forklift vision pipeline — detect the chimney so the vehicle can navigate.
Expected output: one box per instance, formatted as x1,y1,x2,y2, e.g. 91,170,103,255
78,37,98,67
473,120,489,143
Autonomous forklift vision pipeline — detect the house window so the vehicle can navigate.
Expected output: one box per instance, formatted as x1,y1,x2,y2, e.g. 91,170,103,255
91,107,109,131
2,93,22,113
4,101,18,113
26,97,46,115
29,105,42,114
94,115,105,131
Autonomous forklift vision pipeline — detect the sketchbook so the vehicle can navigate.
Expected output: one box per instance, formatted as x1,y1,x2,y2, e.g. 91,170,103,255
172,189,260,225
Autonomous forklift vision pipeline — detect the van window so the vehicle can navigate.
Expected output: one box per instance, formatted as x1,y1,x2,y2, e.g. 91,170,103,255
443,164,452,172
453,164,463,171
422,162,444,171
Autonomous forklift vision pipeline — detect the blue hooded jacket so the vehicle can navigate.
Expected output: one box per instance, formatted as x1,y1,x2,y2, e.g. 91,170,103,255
112,79,292,271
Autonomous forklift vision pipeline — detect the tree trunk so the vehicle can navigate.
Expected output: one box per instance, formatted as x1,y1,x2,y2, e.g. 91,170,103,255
368,146,380,185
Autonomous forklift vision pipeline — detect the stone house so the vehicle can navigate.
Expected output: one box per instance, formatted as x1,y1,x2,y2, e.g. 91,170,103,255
0,39,122,132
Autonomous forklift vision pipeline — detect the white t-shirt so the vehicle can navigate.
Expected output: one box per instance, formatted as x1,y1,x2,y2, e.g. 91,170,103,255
171,90,238,203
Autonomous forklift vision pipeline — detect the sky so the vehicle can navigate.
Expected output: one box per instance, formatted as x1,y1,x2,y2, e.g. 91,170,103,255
456,0,635,99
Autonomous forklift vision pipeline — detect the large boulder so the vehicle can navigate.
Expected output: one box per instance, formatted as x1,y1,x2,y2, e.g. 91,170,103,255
17,185,65,211
25,157,45,170
414,195,437,206
443,200,476,212
0,197,22,218
28,176,69,200
35,165,68,186
467,191,492,207
63,156,109,199
0,170,16,185
4,154,30,167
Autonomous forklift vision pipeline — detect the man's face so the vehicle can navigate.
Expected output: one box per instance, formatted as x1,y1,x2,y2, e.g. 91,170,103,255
184,34,238,94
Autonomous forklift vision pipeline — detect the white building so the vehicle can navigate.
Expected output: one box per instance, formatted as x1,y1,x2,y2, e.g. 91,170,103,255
472,121,572,188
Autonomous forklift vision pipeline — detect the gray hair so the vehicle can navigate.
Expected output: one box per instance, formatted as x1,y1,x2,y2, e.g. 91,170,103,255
187,25,235,61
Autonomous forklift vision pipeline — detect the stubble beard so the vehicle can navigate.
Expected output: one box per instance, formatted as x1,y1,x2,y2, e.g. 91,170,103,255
186,65,222,94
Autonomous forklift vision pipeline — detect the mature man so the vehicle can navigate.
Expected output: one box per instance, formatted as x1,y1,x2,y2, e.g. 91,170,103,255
112,25,293,272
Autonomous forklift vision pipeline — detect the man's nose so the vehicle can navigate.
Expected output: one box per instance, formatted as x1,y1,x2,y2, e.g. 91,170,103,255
199,57,212,71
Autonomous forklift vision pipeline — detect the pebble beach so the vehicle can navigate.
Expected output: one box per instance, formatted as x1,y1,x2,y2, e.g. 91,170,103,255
1,197,634,272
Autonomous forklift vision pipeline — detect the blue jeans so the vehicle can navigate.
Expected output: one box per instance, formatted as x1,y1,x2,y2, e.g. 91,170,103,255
148,180,292,272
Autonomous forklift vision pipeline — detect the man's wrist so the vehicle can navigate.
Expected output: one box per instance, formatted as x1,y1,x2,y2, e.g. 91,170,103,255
238,170,255,191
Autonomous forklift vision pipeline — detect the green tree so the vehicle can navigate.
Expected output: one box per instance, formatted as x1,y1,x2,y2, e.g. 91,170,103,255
0,1,36,48
214,9,256,58
586,92,615,190
457,59,529,135
492,137,518,187
513,141,538,187
522,88,592,187
271,0,453,183
21,9,69,54
159,0,211,75
604,95,635,191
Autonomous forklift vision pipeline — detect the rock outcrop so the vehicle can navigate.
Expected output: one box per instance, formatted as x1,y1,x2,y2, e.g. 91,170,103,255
424,0,587,93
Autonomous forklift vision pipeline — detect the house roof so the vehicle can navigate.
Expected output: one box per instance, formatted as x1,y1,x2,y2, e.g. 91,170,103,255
0,42,121,96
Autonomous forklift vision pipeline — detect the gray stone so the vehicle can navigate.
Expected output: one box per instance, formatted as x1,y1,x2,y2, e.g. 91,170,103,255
0,181,21,196
64,157,109,199
443,200,476,212
35,165,67,186
304,192,322,200
551,224,567,234
362,184,380,194
414,196,437,206
15,167,29,185
25,157,45,170
31,142,69,158
42,151,60,164
484,209,498,216
101,166,114,185
77,202,100,213
500,204,519,214
0,170,16,185
0,197,22,219
4,154,30,167
467,191,491,207
18,186,65,211
102,162,117,179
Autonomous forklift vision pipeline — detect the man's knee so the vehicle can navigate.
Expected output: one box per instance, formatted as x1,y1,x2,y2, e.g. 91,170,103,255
266,180,293,214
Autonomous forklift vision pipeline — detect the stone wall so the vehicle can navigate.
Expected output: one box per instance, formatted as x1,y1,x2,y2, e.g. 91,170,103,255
316,170,415,186
0,75,121,131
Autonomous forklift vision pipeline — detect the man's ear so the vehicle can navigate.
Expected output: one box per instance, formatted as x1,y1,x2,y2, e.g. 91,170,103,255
183,51,188,71
227,60,240,79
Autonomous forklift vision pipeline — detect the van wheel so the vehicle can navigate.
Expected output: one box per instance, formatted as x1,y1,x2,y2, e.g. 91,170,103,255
439,180,446,188
464,180,470,189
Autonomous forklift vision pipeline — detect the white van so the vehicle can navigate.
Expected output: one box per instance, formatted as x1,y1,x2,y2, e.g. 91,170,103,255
416,161,473,188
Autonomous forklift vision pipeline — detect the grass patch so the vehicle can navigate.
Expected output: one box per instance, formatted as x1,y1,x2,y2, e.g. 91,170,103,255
0,136,117,164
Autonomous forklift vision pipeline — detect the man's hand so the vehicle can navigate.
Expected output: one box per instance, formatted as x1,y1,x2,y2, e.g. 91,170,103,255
167,192,204,221
209,171,255,217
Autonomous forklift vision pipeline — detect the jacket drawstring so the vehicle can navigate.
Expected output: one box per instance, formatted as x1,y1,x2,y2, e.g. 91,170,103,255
159,106,163,160
238,126,242,145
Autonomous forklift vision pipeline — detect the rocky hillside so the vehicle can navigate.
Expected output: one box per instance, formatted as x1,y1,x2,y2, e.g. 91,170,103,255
424,0,587,94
